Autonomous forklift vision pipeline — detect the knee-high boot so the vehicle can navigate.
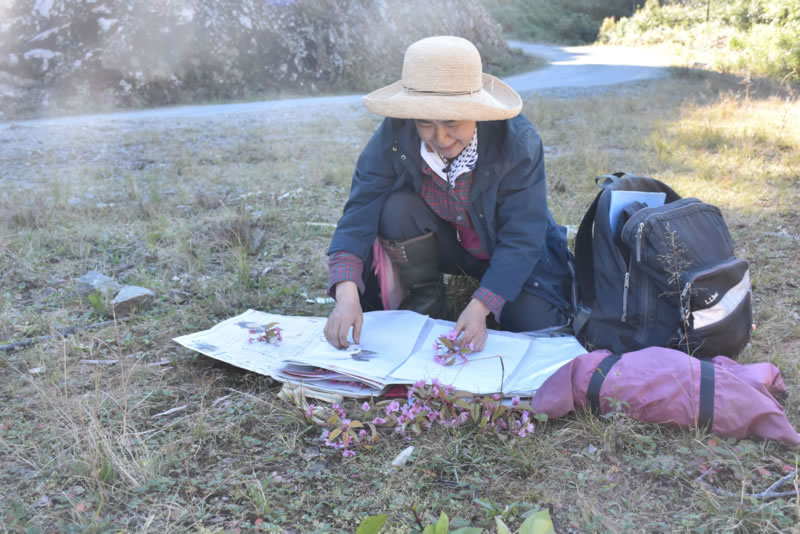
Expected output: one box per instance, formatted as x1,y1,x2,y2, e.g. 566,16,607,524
379,232,447,318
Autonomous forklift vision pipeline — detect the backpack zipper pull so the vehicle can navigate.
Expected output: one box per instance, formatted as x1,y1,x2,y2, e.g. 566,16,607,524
621,271,630,322
635,222,645,262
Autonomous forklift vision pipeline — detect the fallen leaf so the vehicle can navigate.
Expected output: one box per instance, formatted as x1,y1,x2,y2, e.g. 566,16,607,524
75,502,86,513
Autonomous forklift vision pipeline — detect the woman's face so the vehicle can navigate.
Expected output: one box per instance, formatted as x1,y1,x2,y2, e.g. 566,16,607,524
414,120,476,160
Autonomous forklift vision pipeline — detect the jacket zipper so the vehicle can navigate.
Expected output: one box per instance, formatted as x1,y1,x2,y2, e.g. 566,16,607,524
635,222,644,262
621,271,630,322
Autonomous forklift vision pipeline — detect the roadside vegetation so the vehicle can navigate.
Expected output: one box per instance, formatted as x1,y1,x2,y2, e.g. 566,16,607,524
598,0,800,84
1,67,798,531
484,0,639,44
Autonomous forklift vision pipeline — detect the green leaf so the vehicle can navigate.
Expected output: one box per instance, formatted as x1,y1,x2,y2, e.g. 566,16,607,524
356,514,388,534
328,428,342,442
534,413,549,423
495,516,513,534
519,509,555,534
473,498,495,512
87,291,107,314
451,529,482,534
422,526,436,534
435,511,449,534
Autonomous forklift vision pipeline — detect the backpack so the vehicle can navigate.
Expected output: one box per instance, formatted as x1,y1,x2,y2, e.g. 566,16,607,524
573,172,753,359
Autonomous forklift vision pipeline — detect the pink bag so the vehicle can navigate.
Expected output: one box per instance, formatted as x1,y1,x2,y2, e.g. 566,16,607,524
532,347,800,446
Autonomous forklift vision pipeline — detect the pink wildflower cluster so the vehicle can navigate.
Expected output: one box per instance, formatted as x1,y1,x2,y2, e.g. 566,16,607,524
302,383,543,459
310,402,380,459
433,330,475,366
248,321,282,345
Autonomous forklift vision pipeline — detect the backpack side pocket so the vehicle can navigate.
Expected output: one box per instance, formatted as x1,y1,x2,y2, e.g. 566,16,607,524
680,258,752,358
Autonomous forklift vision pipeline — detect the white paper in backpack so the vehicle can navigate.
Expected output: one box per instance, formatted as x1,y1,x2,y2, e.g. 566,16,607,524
608,190,666,235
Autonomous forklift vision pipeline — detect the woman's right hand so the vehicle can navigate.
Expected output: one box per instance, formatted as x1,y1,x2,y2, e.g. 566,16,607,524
324,281,363,349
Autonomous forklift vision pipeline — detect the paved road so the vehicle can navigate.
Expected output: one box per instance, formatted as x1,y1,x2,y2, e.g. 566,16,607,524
505,41,671,94
4,43,672,127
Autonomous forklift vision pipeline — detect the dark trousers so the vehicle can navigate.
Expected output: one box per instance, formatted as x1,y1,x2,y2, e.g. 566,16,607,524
362,191,566,332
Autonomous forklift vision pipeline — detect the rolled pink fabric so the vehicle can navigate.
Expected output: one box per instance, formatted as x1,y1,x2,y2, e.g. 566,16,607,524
372,239,404,311
532,347,800,447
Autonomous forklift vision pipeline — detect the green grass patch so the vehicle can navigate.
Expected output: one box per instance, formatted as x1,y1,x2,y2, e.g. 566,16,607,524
598,0,800,83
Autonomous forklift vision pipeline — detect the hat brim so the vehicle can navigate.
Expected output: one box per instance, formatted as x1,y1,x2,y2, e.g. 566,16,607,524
362,73,522,121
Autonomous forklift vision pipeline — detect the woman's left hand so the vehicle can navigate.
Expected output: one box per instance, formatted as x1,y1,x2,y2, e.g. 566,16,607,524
454,299,490,352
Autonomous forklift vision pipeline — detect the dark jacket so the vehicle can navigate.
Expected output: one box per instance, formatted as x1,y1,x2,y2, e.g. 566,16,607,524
329,114,574,315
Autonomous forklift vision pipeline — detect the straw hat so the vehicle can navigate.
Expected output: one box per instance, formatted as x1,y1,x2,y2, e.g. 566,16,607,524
363,36,522,121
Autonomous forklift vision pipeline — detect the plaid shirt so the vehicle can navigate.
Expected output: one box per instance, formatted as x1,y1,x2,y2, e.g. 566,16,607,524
329,166,506,319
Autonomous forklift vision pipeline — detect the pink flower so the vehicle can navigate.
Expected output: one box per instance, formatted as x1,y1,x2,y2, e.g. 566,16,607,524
522,411,530,424
512,396,520,406
341,419,351,431
492,393,501,401
361,402,370,411
343,449,355,458
305,404,316,418
414,380,427,388
386,401,400,415
248,337,253,344
372,417,386,425
467,343,475,351
519,428,527,438
359,429,367,438
249,329,256,334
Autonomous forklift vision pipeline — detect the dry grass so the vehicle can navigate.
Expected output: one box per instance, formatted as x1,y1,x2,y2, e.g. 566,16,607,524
1,70,799,532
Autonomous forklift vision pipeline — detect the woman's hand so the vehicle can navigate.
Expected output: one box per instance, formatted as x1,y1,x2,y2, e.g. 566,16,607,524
454,298,490,352
324,281,363,349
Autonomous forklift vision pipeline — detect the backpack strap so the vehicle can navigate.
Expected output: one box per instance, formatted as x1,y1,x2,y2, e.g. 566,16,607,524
698,359,715,430
574,189,603,307
587,353,622,415
595,172,625,187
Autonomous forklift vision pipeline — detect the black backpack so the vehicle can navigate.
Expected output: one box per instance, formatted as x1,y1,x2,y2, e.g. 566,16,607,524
573,172,753,359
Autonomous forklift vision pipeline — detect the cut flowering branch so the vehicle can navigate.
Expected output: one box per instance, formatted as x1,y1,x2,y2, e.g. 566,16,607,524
248,322,282,345
433,330,474,366
295,379,544,458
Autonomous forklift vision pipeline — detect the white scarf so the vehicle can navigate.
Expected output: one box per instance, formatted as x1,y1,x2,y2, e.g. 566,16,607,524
419,127,478,188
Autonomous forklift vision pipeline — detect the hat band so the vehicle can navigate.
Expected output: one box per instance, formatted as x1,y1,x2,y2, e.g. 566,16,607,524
402,84,482,96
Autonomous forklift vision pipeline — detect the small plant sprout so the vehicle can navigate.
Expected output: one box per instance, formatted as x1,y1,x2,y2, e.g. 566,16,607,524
248,321,282,345
433,329,474,366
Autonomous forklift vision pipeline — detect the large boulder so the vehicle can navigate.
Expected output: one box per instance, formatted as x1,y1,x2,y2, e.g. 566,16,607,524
0,0,511,116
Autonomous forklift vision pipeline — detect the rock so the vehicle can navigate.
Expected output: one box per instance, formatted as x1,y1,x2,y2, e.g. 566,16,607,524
75,270,121,299
111,285,155,316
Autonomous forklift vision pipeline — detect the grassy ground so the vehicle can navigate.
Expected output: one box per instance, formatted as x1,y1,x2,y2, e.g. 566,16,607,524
1,70,799,532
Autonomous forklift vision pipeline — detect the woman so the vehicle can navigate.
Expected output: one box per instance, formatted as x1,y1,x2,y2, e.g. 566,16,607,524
324,36,573,351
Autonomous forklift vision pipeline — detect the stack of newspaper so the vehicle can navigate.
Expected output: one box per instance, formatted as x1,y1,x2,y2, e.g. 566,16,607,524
174,309,587,398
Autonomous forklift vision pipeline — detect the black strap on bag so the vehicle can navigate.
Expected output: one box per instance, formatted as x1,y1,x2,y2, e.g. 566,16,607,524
699,359,715,430
573,173,626,335
587,353,622,415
